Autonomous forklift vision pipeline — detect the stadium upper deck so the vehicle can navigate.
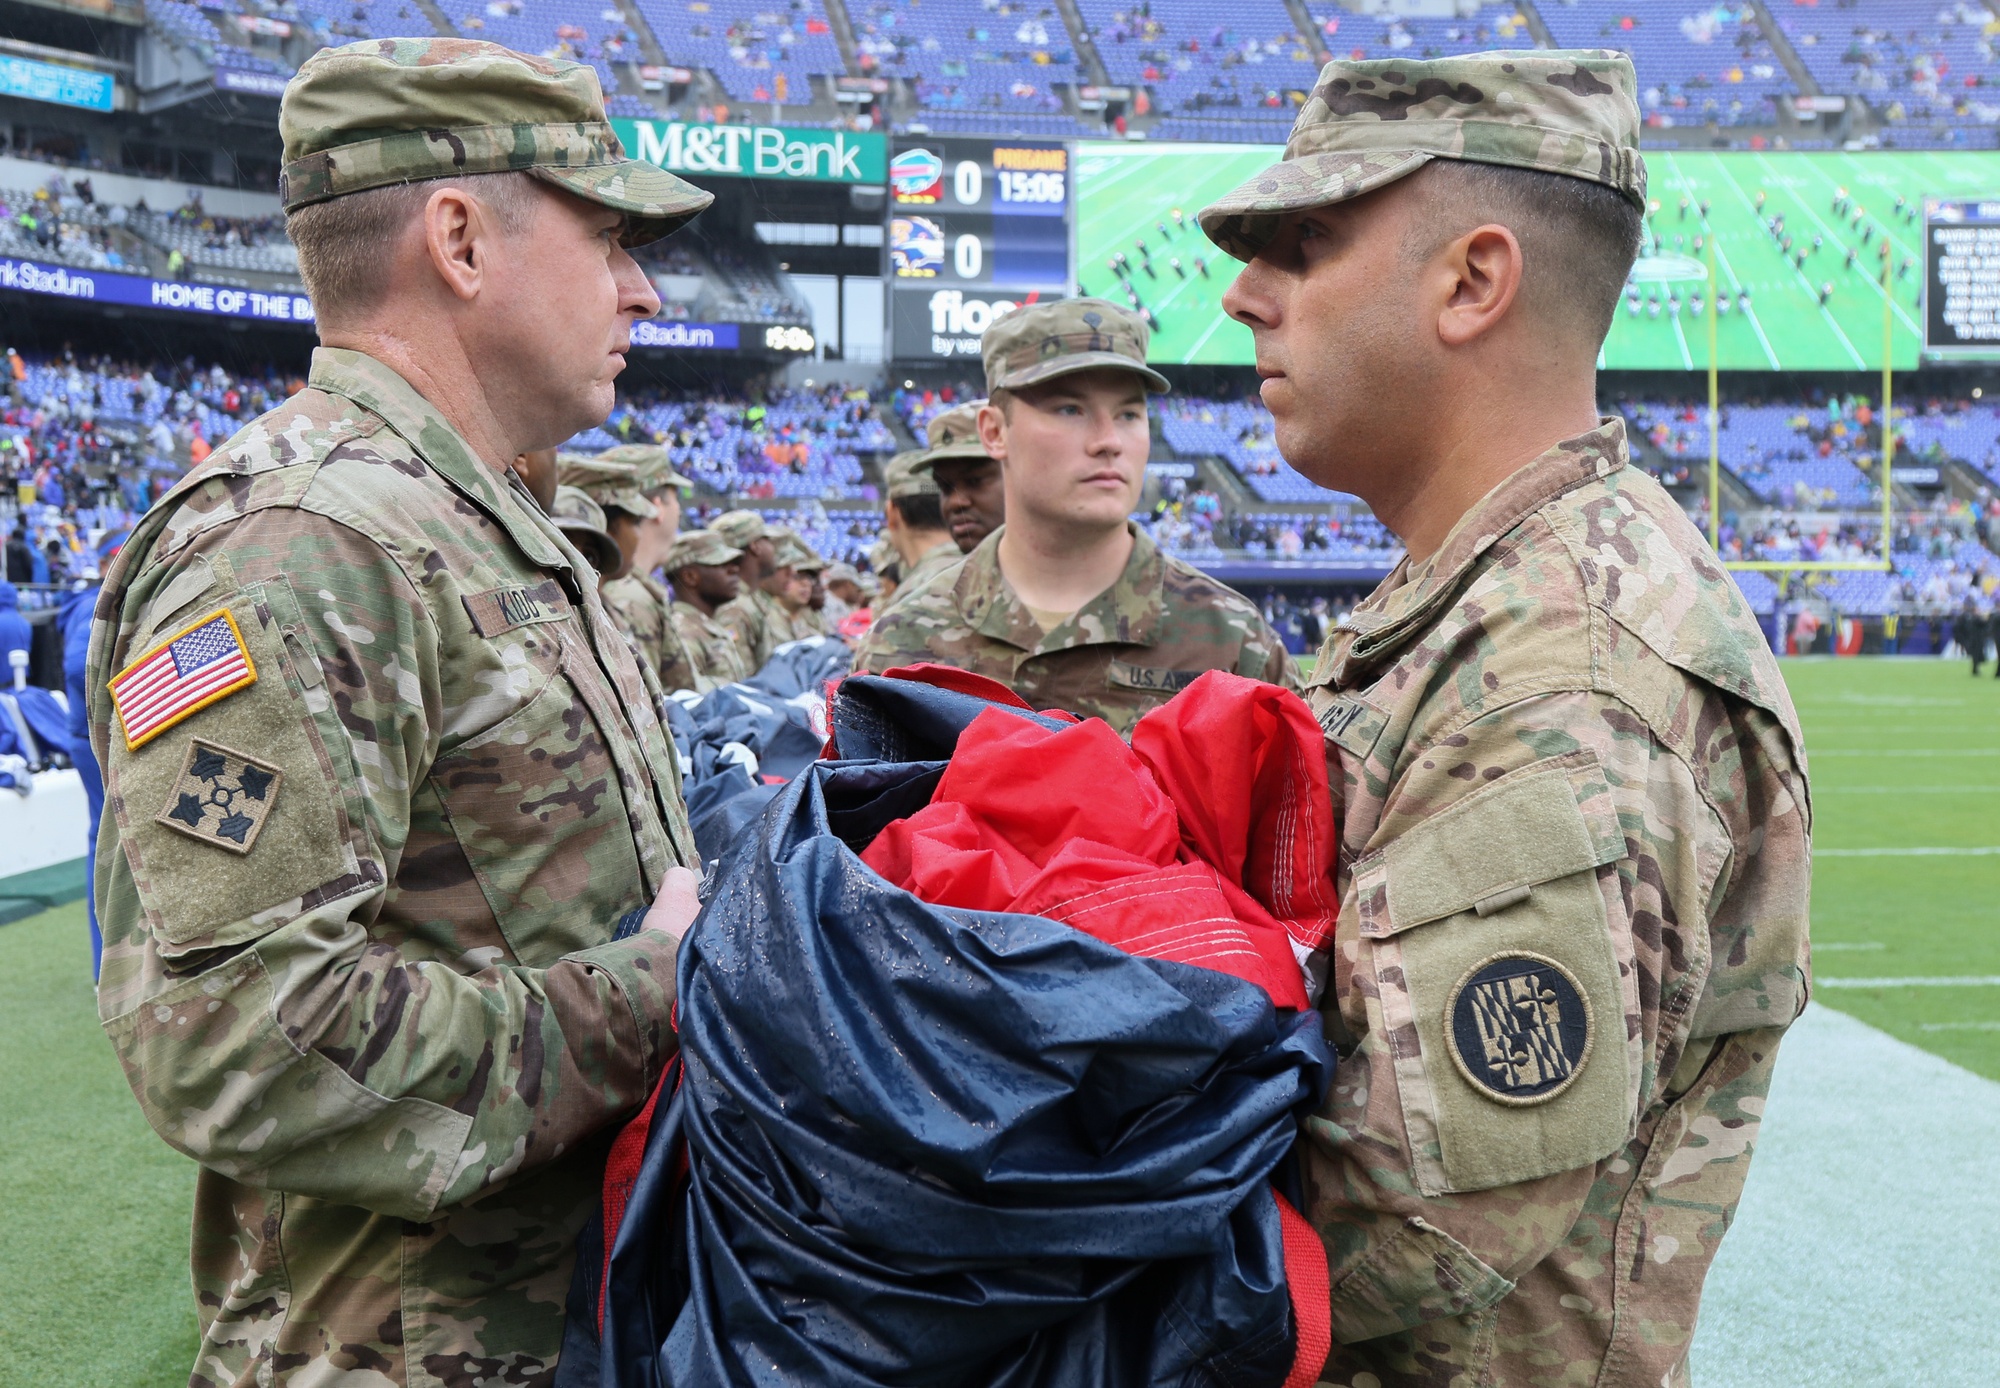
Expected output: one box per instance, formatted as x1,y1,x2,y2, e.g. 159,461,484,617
15,0,1985,148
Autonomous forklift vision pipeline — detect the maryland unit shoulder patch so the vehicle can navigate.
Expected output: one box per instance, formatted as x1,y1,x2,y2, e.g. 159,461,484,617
110,608,258,751
1447,952,1594,1106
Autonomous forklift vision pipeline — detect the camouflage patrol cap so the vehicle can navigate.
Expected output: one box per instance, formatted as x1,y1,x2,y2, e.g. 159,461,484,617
982,298,1170,396
712,509,778,549
549,485,629,578
593,442,691,493
556,452,653,520
768,529,822,571
664,528,742,571
278,38,713,246
1199,50,1647,261
882,448,940,499
916,401,991,471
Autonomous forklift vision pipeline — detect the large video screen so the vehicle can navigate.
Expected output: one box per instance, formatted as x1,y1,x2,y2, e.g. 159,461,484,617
1074,144,2000,371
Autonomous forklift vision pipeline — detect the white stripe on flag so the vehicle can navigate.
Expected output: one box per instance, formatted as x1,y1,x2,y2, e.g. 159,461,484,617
121,657,248,727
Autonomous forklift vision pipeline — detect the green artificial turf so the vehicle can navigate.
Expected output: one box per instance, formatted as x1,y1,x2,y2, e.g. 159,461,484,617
1781,656,2000,1081
0,654,1991,1379
1072,145,1994,370
0,902,199,1388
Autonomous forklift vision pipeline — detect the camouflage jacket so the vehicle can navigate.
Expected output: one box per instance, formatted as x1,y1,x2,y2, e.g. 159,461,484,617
881,538,962,615
788,605,828,641
603,571,701,694
671,599,751,690
86,348,697,1388
714,585,787,673
853,524,1295,735
1300,421,1811,1387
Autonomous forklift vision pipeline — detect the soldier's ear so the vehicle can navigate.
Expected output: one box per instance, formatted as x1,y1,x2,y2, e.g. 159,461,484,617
422,185,488,303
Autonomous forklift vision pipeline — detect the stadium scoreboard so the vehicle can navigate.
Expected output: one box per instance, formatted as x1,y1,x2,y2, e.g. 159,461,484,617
887,137,1073,362
1923,196,2000,358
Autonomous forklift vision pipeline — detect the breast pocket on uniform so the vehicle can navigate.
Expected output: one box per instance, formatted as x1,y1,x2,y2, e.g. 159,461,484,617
429,648,646,966
1351,750,1632,1195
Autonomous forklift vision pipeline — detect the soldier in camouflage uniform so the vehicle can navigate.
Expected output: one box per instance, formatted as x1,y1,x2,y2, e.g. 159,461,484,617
854,298,1293,734
785,541,830,639
549,482,629,581
562,451,703,693
711,508,787,672
85,39,711,1388
665,528,752,689
1199,51,1812,1385
878,447,960,614
920,399,1006,554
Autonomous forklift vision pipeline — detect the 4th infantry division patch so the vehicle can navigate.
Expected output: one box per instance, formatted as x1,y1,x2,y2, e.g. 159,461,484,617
110,608,258,750
155,740,283,854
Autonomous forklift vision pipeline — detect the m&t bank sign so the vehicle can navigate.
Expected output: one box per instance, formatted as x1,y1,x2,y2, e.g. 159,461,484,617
612,121,885,185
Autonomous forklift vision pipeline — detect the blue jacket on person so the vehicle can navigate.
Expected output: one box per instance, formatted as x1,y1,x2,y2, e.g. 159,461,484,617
0,581,32,680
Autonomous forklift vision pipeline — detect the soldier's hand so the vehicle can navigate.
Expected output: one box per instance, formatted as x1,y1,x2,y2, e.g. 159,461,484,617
642,866,703,942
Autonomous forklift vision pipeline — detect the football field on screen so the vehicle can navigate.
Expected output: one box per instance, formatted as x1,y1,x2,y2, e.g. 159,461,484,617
1073,144,1997,370
0,657,1995,1384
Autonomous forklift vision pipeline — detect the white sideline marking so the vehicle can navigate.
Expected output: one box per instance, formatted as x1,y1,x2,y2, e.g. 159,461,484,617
1817,976,2000,989
1815,786,2000,794
1919,1022,2000,1032
1813,941,1885,951
1809,748,2000,756
1816,846,2000,856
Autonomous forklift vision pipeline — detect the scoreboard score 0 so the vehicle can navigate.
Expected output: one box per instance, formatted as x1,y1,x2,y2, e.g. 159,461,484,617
1924,196,2000,358
887,138,1073,362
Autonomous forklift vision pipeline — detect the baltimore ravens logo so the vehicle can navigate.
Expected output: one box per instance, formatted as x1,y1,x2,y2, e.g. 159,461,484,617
1446,952,1593,1105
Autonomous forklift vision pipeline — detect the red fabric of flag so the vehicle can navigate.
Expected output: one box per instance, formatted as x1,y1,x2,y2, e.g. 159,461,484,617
861,671,1337,1009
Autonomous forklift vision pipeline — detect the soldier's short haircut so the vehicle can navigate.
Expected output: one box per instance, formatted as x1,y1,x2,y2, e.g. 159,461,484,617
890,491,946,532
289,171,539,324
1405,161,1642,348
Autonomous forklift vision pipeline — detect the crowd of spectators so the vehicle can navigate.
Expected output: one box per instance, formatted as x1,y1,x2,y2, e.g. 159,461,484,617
576,381,896,499
1777,0,2000,148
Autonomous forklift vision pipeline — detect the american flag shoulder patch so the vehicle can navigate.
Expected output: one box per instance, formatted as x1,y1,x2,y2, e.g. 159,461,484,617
110,608,259,752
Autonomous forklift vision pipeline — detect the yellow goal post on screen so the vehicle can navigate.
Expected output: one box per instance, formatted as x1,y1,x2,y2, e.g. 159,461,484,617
1703,238,1896,578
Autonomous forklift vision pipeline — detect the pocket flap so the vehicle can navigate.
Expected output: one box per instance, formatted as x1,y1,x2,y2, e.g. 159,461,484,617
1355,752,1622,939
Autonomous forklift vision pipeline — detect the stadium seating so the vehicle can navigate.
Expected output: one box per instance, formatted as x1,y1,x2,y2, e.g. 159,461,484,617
1899,401,2000,482
1159,397,1362,504
1774,0,2000,148
444,0,644,100
591,384,897,499
1307,2,1536,63
1533,0,1797,127
632,0,844,104
1076,0,1320,139
853,0,1084,123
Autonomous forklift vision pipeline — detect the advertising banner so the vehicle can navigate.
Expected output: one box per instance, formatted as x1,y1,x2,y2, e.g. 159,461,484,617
214,67,291,97
0,257,315,323
0,54,115,112
613,120,885,184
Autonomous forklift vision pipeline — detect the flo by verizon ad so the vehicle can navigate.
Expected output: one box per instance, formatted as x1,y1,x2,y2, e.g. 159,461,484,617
612,120,885,184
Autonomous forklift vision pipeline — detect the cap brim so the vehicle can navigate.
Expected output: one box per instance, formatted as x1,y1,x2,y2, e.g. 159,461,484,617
531,160,713,247
1197,149,1433,262
911,441,993,473
557,522,629,579
996,352,1171,395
